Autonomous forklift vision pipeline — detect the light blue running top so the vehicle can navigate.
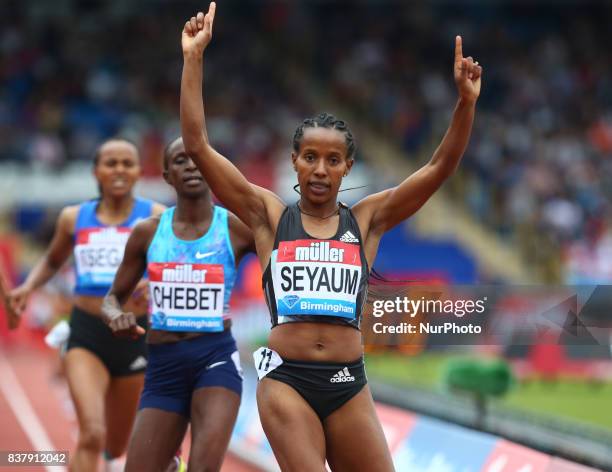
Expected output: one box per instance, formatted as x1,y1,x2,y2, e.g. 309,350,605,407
146,206,236,332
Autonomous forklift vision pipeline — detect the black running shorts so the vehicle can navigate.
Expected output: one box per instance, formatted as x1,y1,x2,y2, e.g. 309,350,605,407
66,306,148,377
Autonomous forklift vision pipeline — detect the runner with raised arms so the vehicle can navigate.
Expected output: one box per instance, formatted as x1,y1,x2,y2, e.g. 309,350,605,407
180,4,482,470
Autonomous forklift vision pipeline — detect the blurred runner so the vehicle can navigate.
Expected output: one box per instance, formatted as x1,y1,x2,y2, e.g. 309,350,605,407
7,138,165,472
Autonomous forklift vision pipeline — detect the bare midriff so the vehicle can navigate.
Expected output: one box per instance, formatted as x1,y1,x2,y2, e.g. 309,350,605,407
268,322,363,362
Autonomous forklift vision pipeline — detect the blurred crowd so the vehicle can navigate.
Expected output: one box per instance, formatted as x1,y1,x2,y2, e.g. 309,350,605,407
311,2,612,283
2,1,611,283
0,0,309,189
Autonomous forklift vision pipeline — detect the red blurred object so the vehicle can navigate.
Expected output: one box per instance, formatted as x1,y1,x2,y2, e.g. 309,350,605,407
528,341,565,380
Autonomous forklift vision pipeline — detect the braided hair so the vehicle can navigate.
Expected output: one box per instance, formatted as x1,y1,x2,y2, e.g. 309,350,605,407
292,112,356,160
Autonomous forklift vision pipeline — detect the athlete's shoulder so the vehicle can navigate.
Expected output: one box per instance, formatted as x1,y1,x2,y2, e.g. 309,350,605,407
133,214,162,235
350,192,381,215
150,202,167,216
126,215,162,253
60,204,81,219
57,204,81,233
341,201,360,220
132,196,166,215
69,199,96,216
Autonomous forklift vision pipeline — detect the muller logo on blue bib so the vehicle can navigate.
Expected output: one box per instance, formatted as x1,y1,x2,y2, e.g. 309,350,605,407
282,295,300,308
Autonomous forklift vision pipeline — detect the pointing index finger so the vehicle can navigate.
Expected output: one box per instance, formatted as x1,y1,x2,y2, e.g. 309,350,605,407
455,35,463,62
209,2,216,22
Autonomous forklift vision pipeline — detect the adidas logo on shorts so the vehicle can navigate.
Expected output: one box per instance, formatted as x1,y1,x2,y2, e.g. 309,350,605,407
129,356,147,371
330,367,355,383
339,231,359,243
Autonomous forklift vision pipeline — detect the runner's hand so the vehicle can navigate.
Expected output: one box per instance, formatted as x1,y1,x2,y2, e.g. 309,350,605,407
0,276,21,330
182,2,216,56
108,312,145,339
454,35,482,102
7,284,31,317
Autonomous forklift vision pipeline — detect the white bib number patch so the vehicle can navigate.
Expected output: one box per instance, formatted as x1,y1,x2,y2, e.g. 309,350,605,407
253,347,283,380
74,227,131,285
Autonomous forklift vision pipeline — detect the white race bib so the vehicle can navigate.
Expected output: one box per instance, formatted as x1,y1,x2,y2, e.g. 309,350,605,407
272,240,362,319
74,227,131,285
253,347,283,380
148,262,225,332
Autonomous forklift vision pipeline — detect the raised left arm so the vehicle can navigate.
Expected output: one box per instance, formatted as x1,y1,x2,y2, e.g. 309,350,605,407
356,36,482,234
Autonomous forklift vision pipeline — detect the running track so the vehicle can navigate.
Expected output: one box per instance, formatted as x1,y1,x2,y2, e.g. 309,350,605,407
0,334,260,472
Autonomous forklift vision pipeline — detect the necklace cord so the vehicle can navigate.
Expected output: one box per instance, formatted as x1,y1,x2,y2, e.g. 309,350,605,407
292,183,369,195
296,201,340,219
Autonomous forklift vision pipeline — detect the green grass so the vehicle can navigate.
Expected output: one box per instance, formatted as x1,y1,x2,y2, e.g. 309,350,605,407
365,352,612,430
500,381,612,429
366,351,448,389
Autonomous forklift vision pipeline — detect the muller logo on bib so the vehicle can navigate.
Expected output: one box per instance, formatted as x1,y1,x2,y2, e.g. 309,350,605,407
161,264,208,283
81,227,131,245
295,241,345,262
273,239,362,319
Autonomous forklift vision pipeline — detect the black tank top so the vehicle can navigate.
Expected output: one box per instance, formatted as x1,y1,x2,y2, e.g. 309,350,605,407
262,202,369,330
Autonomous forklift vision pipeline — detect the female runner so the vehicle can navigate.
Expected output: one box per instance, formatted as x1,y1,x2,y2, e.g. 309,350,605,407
103,137,253,471
181,4,482,470
8,139,165,471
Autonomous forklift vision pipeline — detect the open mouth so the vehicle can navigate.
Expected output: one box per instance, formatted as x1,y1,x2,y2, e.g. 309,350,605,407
111,178,128,189
308,182,330,195
184,175,204,185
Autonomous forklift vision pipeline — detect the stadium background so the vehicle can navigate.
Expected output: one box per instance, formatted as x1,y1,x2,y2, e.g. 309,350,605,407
0,0,610,470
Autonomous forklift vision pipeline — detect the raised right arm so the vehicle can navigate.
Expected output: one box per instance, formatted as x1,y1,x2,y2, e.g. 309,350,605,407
180,4,284,232
8,205,77,315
